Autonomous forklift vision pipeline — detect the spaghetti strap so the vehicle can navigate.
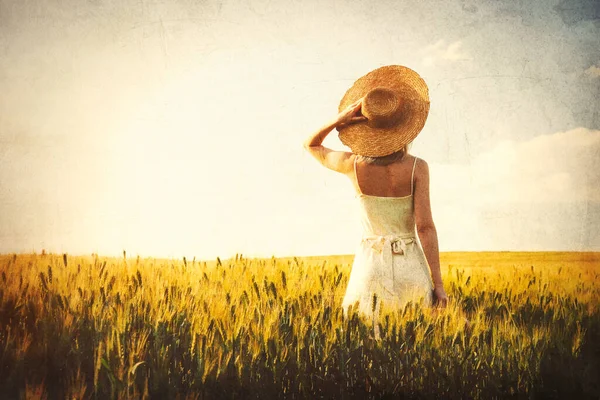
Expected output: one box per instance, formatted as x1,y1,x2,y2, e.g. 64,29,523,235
354,155,363,195
410,157,417,195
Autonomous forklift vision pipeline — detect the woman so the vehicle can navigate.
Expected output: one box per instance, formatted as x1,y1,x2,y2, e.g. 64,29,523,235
303,65,448,322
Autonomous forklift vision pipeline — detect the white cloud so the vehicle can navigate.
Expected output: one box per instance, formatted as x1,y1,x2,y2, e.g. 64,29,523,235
584,63,600,78
421,40,471,67
429,128,600,250
432,127,600,206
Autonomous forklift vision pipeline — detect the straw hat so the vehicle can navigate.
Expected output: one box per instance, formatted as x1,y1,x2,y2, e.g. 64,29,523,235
337,65,430,157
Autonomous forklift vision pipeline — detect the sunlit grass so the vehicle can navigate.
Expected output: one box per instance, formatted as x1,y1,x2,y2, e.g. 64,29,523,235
0,251,599,399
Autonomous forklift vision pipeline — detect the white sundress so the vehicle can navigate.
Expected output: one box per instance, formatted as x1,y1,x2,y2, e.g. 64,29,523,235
342,156,434,318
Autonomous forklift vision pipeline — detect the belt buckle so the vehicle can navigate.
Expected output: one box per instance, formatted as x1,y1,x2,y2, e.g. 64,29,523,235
391,240,404,255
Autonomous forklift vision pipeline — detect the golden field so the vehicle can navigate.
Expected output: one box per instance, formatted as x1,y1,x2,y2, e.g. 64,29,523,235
0,251,599,399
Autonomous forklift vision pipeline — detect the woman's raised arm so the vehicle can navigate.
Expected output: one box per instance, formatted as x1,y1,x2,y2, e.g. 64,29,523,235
303,99,366,174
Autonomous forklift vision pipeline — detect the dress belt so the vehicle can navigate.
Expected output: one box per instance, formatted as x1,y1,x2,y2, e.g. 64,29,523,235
361,234,416,267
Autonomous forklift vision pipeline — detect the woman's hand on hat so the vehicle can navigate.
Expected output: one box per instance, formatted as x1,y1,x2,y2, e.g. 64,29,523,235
335,98,367,129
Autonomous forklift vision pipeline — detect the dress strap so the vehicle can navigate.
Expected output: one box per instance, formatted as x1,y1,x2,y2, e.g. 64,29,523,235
354,155,363,195
411,157,417,195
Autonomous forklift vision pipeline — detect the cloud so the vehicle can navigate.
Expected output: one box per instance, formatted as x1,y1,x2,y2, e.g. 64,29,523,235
584,63,600,78
429,128,600,250
432,127,600,205
421,40,471,67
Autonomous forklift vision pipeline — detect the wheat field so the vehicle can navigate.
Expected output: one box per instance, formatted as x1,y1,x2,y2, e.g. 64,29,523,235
0,251,598,399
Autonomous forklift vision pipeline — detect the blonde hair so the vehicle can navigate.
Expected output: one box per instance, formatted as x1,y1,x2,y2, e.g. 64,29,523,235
358,142,412,166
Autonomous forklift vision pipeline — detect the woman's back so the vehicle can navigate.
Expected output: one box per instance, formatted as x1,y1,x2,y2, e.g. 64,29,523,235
353,155,418,236
352,153,418,198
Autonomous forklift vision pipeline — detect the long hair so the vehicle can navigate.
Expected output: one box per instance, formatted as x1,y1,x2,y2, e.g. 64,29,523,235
357,142,412,166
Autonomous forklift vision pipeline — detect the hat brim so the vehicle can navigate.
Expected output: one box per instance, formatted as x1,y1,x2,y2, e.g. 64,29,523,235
337,65,430,157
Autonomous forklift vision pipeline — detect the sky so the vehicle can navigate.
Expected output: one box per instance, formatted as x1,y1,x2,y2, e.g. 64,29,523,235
0,0,599,259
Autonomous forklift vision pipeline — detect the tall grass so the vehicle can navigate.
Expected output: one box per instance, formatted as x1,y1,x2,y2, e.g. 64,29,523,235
0,252,599,399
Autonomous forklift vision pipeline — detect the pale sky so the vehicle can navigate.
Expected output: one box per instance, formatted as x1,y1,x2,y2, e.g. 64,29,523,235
1,0,599,259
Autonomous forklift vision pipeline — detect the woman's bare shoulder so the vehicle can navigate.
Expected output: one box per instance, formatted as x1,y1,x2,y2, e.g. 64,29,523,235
413,155,429,168
411,156,430,181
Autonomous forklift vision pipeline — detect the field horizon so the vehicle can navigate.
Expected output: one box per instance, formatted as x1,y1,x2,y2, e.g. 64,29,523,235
3,250,599,267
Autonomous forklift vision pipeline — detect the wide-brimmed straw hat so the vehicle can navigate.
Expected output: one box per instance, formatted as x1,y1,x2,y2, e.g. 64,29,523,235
337,65,430,157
